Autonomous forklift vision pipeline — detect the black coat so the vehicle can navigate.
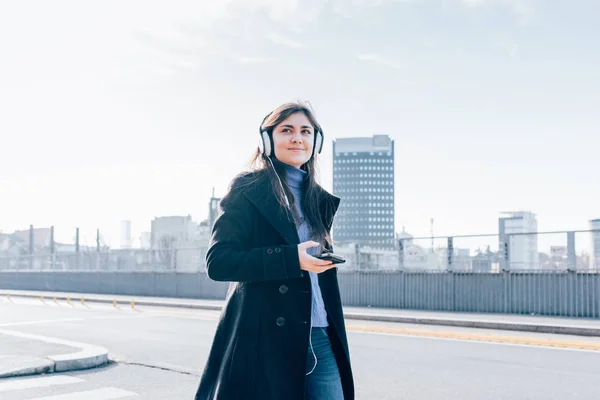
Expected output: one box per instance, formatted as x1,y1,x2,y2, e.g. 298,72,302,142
195,172,354,400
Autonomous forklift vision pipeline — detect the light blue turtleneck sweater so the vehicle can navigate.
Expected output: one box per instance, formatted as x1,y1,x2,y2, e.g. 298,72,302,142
272,158,329,328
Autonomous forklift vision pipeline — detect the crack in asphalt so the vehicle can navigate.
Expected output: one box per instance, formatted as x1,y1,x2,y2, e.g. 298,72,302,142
110,358,201,377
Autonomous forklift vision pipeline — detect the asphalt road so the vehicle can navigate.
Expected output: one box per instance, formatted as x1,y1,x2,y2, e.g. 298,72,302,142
2,297,600,399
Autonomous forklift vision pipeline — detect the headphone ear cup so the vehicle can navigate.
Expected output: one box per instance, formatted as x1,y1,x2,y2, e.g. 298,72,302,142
260,131,272,156
315,131,324,154
258,132,265,154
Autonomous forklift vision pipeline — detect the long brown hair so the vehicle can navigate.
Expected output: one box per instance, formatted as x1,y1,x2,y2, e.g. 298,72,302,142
233,101,334,248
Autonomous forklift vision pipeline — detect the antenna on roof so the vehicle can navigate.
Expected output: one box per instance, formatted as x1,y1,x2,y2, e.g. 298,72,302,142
430,218,434,253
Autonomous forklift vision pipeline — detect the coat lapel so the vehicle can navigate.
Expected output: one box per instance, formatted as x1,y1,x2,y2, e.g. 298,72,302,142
243,174,341,246
244,179,300,245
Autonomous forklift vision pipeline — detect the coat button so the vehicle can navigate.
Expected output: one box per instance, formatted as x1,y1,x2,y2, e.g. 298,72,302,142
279,285,288,294
275,247,281,253
267,248,273,255
276,317,285,327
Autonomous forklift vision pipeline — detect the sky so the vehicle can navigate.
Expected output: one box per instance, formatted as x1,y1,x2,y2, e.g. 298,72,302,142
1,0,599,250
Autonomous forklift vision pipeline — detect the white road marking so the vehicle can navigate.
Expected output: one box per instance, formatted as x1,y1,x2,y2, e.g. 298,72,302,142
0,315,142,328
0,376,83,393
0,318,86,327
27,387,138,400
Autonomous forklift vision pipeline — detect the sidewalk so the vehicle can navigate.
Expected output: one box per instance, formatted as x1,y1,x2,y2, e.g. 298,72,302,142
0,328,109,379
3,289,600,337
0,335,60,378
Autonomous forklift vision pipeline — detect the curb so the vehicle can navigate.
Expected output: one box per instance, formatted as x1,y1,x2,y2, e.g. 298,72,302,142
4,292,600,338
0,329,109,378
2,292,223,312
342,313,600,337
0,356,54,378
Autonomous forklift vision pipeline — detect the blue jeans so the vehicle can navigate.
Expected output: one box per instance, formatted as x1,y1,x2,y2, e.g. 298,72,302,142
305,327,344,400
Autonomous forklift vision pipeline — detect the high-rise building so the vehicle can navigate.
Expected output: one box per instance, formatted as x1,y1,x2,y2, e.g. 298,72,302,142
499,211,539,270
332,135,395,249
591,219,600,269
120,220,132,249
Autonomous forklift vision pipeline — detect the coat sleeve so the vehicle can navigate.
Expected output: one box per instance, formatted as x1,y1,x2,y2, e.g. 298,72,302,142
205,186,303,283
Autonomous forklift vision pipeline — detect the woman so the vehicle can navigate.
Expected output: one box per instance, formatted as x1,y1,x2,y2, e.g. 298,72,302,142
195,101,354,400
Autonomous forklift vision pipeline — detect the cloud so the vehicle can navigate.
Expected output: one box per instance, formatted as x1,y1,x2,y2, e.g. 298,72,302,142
509,1,536,24
460,0,537,25
265,32,305,48
461,0,486,5
154,65,177,76
357,53,405,69
92,0,421,73
497,38,520,58
330,0,417,18
227,0,418,27
228,55,270,64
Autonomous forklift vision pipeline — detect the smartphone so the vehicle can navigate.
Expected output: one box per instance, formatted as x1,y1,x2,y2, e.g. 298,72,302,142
315,252,346,264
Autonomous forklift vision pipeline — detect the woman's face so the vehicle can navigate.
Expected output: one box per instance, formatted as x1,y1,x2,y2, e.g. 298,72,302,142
271,112,315,169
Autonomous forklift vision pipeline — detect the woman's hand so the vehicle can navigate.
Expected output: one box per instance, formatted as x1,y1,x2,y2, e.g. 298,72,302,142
298,241,335,274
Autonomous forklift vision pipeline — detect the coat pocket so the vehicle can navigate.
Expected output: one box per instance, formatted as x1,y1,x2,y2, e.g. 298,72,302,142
228,336,258,384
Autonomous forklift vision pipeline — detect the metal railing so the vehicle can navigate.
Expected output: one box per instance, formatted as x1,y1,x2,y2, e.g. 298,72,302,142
2,228,599,272
2,229,600,318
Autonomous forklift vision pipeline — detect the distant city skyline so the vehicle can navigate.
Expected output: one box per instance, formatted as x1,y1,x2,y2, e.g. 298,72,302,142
2,209,598,257
1,1,598,250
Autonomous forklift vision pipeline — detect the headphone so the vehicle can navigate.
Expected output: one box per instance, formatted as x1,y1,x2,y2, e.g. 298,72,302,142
258,111,324,159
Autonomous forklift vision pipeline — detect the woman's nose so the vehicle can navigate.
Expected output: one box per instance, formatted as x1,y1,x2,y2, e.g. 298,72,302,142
291,132,303,143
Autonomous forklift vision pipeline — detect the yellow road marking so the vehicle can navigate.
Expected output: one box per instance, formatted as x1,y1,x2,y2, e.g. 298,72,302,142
346,324,600,351
5,296,599,350
131,310,600,351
